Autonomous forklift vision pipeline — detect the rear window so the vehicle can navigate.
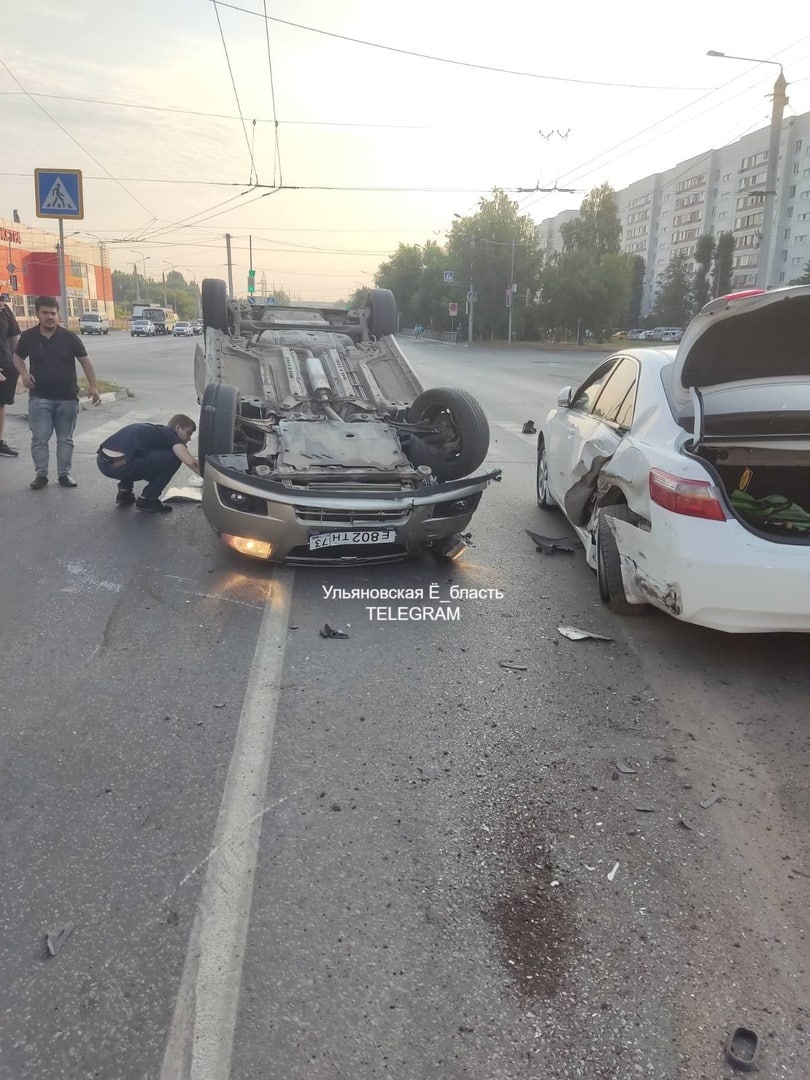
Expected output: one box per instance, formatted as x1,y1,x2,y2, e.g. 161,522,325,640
83,314,100,321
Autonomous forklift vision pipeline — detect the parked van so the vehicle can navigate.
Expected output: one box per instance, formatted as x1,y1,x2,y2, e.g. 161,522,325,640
79,311,110,335
651,326,682,341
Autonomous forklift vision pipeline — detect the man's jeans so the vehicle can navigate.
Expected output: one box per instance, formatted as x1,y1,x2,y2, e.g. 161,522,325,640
96,449,181,500
28,397,79,477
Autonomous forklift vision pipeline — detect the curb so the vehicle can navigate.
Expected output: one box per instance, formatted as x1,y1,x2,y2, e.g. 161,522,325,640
80,389,130,410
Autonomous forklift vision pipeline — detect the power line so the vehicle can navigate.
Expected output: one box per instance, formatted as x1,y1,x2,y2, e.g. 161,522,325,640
210,2,713,92
263,0,283,188
0,57,158,225
212,0,259,185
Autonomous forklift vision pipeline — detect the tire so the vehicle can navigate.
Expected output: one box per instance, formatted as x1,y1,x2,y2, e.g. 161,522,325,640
535,437,557,509
596,505,650,616
198,382,240,475
405,387,489,481
367,288,397,337
202,279,228,332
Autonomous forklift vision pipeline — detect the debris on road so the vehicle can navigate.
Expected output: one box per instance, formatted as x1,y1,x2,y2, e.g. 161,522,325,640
635,806,657,813
499,660,528,672
700,793,723,809
45,922,74,957
557,626,614,642
677,813,694,831
162,486,203,503
320,623,349,639
614,759,637,774
607,862,619,882
525,529,578,555
725,1026,760,1071
522,420,536,434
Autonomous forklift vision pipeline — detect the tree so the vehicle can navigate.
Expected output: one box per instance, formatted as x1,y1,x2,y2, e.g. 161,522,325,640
560,183,622,256
652,252,693,326
374,244,424,324
713,232,734,297
789,259,810,285
446,189,543,340
691,234,715,313
619,255,645,328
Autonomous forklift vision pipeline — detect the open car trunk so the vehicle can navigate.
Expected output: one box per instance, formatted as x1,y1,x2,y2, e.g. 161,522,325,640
692,443,810,542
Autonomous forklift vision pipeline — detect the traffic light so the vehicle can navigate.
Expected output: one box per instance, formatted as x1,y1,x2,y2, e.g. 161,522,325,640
247,269,255,294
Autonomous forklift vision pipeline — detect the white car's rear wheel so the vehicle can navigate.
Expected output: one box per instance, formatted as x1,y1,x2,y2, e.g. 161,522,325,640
596,505,650,616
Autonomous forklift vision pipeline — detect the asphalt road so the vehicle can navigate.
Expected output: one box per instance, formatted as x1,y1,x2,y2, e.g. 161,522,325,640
0,334,808,1080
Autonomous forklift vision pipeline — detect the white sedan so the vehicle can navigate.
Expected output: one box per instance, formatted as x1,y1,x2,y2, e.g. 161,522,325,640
535,285,810,633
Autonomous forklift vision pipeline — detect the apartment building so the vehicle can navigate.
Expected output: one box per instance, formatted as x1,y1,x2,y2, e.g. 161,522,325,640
537,110,810,315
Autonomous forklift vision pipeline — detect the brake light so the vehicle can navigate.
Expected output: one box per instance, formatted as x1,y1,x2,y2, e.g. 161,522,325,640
649,468,726,521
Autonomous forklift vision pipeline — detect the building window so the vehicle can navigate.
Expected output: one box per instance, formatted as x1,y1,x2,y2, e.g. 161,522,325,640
796,235,808,243
779,272,785,283
785,229,791,239
782,250,788,261
794,163,801,174
797,139,804,153
790,185,797,197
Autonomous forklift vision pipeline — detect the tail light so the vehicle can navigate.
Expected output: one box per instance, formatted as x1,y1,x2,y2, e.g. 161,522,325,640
649,468,726,521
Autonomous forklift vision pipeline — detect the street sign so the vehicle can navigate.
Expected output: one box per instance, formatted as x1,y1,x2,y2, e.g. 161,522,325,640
6,263,16,274
466,291,478,303
448,302,458,316
247,296,256,306
34,169,84,219
443,270,454,283
505,288,512,308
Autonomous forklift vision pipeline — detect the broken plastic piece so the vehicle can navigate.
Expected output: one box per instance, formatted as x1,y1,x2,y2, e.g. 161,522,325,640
557,626,613,642
635,806,656,813
46,922,74,956
677,813,694,830
725,1026,760,1071
607,862,619,882
522,420,536,434
320,623,349,639
162,486,203,503
525,529,578,555
499,660,528,671
615,759,637,774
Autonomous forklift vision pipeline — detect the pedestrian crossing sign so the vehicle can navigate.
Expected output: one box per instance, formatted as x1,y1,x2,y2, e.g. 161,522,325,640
34,169,84,219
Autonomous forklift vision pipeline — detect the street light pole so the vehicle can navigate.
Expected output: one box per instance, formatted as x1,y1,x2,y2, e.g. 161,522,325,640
507,235,516,344
707,51,788,289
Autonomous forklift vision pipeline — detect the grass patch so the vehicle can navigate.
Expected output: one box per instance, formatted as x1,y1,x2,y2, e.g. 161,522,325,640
78,376,124,395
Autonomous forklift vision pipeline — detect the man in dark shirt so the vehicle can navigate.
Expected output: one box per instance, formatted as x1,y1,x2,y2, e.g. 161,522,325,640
13,295,100,489
97,413,199,513
0,294,22,457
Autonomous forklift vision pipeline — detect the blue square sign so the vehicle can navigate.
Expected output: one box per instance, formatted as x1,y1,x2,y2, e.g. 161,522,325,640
34,169,84,220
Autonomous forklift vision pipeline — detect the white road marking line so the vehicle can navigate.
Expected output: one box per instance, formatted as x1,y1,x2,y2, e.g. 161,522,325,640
160,571,294,1080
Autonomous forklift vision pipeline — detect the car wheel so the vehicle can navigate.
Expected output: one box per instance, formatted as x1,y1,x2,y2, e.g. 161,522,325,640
366,288,397,337
198,382,240,476
596,505,650,616
202,278,229,333
535,437,557,509
405,386,489,481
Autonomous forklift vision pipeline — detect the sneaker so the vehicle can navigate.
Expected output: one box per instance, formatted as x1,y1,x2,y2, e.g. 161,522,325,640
58,474,78,488
0,440,18,457
135,495,172,514
116,489,136,506
30,474,48,490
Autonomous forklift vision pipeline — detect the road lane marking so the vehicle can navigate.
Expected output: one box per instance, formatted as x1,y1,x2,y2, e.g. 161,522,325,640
160,570,293,1080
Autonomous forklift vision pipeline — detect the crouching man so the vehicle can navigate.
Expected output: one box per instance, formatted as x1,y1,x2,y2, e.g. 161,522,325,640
97,414,199,513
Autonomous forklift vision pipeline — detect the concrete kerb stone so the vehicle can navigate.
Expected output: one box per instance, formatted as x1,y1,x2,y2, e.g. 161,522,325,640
80,389,130,410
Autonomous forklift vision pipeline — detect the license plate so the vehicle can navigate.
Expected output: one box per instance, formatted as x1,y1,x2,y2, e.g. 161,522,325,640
309,528,396,550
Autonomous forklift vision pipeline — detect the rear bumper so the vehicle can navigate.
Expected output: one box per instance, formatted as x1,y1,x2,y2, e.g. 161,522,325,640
201,457,500,564
611,508,810,633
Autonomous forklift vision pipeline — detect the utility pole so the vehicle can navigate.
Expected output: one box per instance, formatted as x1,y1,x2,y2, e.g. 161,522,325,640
134,262,140,303
507,235,516,344
162,272,167,307
225,233,234,297
759,70,788,289
467,237,475,343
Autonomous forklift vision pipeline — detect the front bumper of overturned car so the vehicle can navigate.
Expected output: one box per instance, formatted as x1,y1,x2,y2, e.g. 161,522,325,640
201,456,501,564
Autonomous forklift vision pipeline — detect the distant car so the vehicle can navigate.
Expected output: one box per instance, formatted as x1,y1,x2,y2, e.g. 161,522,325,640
130,318,156,337
79,312,109,335
173,321,194,336
191,320,203,335
639,330,656,340
534,284,810,633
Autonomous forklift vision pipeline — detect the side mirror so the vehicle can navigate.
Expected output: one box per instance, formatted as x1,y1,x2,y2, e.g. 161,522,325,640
557,386,572,408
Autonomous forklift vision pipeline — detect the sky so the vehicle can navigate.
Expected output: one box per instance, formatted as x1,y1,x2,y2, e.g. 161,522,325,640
2,0,810,300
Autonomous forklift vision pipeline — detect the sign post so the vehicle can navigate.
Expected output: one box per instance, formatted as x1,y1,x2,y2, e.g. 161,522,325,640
34,169,84,324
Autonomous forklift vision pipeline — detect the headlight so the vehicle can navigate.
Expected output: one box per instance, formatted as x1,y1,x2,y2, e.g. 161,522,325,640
222,534,273,559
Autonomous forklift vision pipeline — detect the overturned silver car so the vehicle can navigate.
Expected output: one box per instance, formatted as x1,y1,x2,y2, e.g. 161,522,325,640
194,281,500,563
